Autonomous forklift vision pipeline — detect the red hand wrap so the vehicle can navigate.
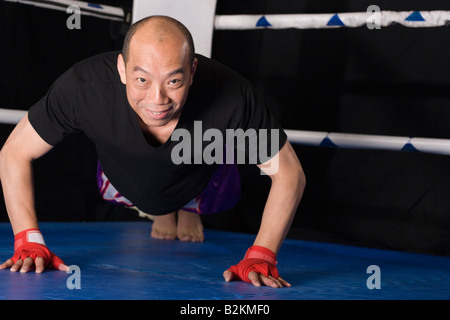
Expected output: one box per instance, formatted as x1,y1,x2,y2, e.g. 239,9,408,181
11,228,64,270
228,245,279,283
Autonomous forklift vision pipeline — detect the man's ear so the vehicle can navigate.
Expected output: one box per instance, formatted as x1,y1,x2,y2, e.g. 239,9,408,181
117,54,127,84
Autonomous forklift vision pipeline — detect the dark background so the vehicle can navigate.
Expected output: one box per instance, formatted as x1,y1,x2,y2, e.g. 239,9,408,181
1,0,449,256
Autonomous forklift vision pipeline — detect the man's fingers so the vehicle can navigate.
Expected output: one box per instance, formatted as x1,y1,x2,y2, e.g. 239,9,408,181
0,259,14,270
248,272,291,288
224,269,291,288
223,269,234,282
20,257,35,273
58,263,69,272
34,257,45,273
277,277,292,287
262,275,284,288
248,271,262,287
8,257,45,273
10,258,23,272
1,257,68,273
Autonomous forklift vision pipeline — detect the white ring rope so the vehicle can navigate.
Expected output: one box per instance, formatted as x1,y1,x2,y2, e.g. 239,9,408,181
285,130,450,156
0,108,27,125
214,11,450,30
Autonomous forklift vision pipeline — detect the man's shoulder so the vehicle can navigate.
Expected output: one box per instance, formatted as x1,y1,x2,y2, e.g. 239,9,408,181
193,54,250,93
195,54,244,78
71,51,121,84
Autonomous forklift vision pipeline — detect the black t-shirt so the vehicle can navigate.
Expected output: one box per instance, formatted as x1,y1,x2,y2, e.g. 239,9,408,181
28,51,287,215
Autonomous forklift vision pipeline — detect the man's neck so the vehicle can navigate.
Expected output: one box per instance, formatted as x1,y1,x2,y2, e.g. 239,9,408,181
138,117,179,147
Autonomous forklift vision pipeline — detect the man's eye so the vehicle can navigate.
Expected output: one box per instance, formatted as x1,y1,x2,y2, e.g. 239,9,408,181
169,79,182,85
137,78,146,84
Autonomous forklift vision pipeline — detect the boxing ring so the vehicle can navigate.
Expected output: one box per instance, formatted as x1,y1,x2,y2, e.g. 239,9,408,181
1,221,450,301
1,0,450,301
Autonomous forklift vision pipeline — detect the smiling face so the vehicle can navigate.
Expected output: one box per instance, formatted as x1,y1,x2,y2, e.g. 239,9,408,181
117,18,197,131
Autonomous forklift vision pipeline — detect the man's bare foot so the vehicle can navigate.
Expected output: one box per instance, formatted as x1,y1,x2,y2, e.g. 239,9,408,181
151,212,177,240
176,210,204,242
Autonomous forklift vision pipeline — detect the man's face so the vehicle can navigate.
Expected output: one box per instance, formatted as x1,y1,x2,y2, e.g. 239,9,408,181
118,33,197,129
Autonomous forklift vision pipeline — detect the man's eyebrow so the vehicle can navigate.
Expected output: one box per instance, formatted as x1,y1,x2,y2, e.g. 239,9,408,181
133,66,185,77
133,66,150,74
167,68,185,77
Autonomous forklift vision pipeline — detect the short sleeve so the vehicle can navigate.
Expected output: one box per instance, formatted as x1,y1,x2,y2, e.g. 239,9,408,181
28,68,80,146
233,83,288,165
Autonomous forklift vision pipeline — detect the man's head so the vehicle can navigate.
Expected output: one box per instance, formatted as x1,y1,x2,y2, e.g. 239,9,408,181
117,16,198,129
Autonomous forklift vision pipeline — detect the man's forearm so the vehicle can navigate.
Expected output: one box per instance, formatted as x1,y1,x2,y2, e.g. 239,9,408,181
252,140,306,254
0,149,39,235
0,114,53,235
253,168,305,254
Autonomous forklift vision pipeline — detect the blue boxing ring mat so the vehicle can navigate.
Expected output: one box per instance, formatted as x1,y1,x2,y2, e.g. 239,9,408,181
1,221,450,301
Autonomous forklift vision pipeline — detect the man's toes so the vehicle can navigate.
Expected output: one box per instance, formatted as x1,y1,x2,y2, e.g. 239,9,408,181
177,232,204,242
151,229,176,240
164,233,177,240
178,235,190,242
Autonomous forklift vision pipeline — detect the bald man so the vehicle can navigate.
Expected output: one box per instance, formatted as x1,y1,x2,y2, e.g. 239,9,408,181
0,16,305,287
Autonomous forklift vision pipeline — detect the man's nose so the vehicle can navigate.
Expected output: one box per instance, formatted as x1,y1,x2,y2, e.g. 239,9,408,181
145,85,168,105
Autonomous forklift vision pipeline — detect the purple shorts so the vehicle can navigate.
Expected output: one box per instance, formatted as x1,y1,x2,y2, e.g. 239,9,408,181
97,162,241,215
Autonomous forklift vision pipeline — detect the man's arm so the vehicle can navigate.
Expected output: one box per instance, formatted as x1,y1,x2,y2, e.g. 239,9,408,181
0,113,68,273
254,140,305,253
224,140,306,287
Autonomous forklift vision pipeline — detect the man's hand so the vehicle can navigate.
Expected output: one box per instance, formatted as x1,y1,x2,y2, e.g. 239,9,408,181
0,257,68,273
223,269,291,288
0,228,68,273
223,245,291,288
